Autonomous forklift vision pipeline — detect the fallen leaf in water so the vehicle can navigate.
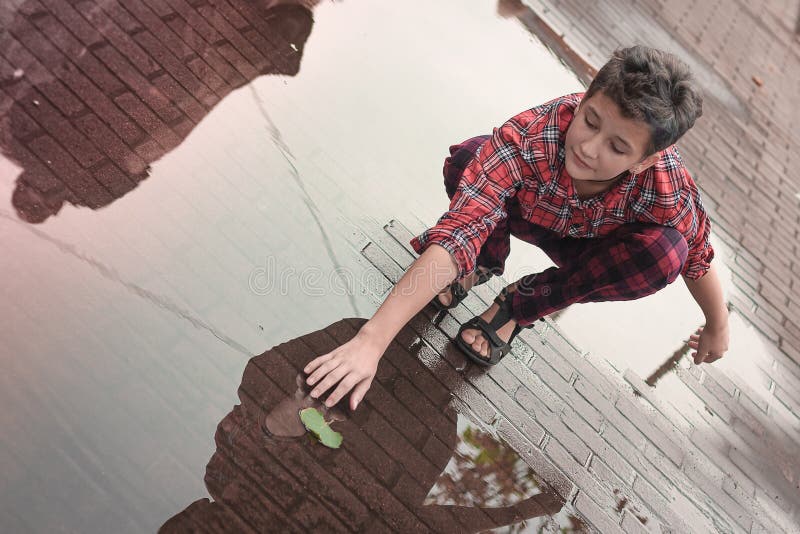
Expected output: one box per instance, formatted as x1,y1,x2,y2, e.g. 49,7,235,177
299,407,342,449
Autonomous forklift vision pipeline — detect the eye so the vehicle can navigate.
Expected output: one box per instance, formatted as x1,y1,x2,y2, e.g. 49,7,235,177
611,144,625,155
584,116,597,129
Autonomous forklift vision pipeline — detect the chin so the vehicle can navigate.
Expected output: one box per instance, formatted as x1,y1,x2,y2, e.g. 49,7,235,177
565,157,589,180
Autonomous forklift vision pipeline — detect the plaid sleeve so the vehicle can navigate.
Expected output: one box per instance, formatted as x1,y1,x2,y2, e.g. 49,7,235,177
675,178,715,279
409,116,531,279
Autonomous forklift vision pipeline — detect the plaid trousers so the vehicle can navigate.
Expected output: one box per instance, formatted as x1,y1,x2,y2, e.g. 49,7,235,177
444,135,689,327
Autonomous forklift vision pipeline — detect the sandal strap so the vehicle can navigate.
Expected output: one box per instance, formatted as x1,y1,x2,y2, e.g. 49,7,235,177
450,280,468,302
488,287,514,331
457,287,524,365
436,267,494,310
474,267,493,286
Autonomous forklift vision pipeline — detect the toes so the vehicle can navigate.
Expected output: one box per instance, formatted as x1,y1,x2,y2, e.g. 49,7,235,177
437,290,451,306
461,328,477,344
460,328,491,360
471,337,482,352
470,333,489,359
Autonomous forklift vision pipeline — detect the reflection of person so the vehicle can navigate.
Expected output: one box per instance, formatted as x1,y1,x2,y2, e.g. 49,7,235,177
1,0,318,223
305,45,729,411
160,319,564,532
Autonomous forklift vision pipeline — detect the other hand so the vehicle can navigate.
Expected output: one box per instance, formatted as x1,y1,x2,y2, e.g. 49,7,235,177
687,321,729,364
304,329,384,411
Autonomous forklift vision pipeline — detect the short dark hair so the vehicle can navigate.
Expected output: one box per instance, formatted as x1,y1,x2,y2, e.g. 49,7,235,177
584,45,703,154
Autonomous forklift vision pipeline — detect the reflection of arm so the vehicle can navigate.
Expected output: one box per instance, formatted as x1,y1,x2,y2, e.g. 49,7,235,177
428,491,563,531
410,117,531,279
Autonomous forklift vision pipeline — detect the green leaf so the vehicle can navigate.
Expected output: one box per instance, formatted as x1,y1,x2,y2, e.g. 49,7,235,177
299,408,343,449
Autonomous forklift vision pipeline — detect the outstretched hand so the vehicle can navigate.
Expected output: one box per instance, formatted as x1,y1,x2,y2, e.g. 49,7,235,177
304,330,385,411
687,322,729,364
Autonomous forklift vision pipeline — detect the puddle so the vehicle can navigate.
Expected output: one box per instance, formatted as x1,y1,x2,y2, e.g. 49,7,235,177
1,0,782,531
0,1,587,531
161,319,583,532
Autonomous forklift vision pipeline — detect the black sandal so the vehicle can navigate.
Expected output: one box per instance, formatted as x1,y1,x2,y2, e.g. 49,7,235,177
455,287,523,366
431,267,493,311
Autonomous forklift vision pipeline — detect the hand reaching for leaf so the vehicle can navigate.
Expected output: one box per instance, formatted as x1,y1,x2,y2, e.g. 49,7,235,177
304,245,459,411
687,321,729,364
304,328,385,411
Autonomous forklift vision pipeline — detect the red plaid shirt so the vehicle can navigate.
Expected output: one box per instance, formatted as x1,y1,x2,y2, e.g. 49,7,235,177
410,92,714,280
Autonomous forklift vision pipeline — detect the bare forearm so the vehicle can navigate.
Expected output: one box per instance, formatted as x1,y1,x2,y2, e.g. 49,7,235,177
683,263,728,325
360,244,459,348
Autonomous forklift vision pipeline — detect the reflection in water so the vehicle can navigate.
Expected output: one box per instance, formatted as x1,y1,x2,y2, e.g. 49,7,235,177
645,338,693,387
646,302,733,386
263,373,347,438
161,319,580,533
425,415,543,508
425,415,588,533
1,0,319,223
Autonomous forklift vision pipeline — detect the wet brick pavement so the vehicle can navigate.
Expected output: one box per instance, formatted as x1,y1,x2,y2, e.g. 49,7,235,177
2,0,800,532
356,217,800,532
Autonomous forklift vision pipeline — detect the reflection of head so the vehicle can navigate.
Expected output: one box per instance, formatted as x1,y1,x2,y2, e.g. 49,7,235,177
161,319,566,533
12,180,64,224
3,0,319,224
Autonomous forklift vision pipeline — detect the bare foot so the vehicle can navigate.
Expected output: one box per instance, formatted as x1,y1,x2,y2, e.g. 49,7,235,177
459,290,518,360
435,266,490,307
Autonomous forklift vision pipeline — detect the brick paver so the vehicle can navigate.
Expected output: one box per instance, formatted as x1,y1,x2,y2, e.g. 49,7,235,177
371,217,800,531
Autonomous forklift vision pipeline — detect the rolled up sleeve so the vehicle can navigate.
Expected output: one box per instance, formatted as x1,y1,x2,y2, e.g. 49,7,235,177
409,118,530,279
676,181,715,279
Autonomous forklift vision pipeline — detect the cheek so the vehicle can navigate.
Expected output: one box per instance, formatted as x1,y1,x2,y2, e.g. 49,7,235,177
604,155,634,175
565,125,583,149
564,127,574,148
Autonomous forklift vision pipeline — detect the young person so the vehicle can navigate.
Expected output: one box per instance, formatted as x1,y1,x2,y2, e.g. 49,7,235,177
305,45,729,411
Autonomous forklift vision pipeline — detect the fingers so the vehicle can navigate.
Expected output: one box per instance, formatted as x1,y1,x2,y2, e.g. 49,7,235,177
304,352,334,376
693,351,724,364
695,339,709,363
324,374,362,408
350,377,373,411
306,355,341,386
310,364,348,399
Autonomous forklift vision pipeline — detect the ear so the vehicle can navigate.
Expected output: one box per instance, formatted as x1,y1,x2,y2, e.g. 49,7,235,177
629,152,660,175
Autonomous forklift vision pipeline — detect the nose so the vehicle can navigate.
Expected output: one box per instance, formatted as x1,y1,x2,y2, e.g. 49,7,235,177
579,134,600,160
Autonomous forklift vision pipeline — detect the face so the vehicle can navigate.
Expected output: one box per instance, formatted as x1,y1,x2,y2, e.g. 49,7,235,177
564,91,660,183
